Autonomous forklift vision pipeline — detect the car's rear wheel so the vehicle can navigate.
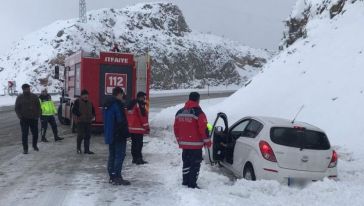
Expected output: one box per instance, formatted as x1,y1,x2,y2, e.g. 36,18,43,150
243,164,256,181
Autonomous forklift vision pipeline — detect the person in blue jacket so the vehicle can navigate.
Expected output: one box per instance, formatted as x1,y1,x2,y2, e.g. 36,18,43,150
103,87,130,186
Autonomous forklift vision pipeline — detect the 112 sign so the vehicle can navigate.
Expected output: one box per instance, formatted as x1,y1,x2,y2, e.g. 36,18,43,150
105,73,127,95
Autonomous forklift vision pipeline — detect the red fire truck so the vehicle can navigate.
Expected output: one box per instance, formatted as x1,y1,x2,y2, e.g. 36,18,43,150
56,50,151,132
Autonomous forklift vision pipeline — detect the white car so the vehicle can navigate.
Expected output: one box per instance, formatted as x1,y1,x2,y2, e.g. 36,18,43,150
205,113,338,185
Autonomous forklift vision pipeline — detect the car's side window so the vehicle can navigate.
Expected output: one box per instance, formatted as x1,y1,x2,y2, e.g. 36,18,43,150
242,120,264,138
230,120,250,138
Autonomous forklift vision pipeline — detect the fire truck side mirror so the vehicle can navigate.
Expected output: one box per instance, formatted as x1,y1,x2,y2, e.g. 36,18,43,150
55,66,60,80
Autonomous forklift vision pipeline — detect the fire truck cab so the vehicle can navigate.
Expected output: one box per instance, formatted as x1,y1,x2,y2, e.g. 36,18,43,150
57,50,151,132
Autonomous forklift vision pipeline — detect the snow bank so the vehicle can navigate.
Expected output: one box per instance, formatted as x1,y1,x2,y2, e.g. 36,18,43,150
151,1,364,205
0,95,60,107
147,120,364,206
153,0,364,167
0,95,18,107
204,0,364,154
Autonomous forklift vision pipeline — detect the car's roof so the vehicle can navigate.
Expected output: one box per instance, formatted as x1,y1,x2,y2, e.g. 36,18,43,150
248,116,324,132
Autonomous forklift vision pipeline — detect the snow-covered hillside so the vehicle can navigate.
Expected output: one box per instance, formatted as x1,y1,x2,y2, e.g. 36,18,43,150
0,2,270,93
205,0,364,153
152,0,364,205
154,0,364,154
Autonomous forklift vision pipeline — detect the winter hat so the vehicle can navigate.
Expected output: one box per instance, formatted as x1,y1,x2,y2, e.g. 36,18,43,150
81,89,89,96
189,92,200,102
40,87,47,92
137,91,146,98
21,83,30,90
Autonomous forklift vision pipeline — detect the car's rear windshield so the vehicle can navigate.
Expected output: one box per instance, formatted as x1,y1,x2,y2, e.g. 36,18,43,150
270,127,330,150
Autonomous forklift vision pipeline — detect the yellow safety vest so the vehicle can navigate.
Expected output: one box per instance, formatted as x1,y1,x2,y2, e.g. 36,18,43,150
40,100,57,116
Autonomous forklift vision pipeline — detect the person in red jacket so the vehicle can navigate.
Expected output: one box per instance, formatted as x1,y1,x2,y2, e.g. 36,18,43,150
174,92,211,189
127,91,150,165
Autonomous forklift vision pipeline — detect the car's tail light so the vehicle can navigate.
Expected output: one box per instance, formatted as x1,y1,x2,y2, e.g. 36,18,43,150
328,150,338,168
259,141,277,162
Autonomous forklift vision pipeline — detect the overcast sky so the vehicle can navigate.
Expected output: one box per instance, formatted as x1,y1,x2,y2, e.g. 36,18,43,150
0,0,297,55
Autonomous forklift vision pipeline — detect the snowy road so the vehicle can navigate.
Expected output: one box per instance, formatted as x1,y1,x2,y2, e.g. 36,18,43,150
2,91,364,206
0,92,233,206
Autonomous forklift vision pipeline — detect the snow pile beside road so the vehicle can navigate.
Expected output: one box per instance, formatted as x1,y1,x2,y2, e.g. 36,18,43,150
0,95,60,107
145,123,364,206
205,0,364,154
151,1,364,205
0,95,18,107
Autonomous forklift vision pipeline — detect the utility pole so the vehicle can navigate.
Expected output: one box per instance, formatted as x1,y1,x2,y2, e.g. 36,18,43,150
79,0,87,23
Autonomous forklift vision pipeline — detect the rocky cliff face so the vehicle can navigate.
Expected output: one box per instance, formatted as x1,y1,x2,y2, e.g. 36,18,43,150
0,2,270,92
281,0,355,49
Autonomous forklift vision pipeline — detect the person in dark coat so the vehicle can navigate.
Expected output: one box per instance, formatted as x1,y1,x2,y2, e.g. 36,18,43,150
103,87,131,185
39,89,63,142
127,91,150,165
72,89,95,154
15,84,41,154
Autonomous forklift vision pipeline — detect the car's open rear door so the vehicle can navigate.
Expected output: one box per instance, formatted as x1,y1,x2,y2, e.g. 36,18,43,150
204,112,229,165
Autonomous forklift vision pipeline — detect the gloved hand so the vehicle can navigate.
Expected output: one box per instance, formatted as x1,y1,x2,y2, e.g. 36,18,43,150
204,140,212,148
144,126,150,134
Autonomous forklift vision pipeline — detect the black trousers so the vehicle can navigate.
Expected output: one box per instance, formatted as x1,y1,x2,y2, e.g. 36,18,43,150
131,133,144,161
77,122,91,152
40,115,58,139
182,149,202,188
20,119,39,151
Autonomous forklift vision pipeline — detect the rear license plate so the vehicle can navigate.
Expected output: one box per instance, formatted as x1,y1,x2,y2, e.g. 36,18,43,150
287,177,310,187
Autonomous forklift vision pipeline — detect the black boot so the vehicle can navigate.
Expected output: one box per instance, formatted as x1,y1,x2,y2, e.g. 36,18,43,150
135,159,144,165
140,159,148,164
112,177,131,186
41,137,49,142
23,145,28,154
84,151,95,155
33,145,39,151
55,136,64,141
188,185,201,189
77,149,82,154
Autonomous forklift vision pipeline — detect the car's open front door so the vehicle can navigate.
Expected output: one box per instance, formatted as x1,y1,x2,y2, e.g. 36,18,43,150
204,112,229,165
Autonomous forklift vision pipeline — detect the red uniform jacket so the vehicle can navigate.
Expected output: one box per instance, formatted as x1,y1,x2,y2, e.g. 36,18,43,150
174,100,211,149
127,102,149,134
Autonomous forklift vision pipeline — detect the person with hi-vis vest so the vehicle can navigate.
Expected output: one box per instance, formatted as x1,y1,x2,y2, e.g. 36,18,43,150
127,91,150,165
39,89,64,142
174,92,212,189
